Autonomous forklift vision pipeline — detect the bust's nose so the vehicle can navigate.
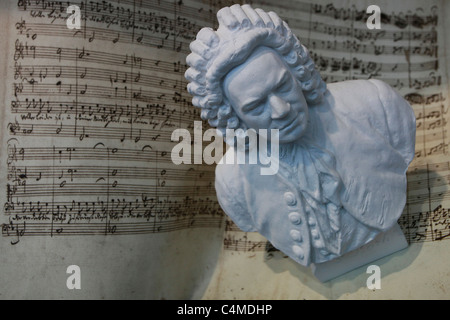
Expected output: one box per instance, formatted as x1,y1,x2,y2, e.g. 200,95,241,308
269,94,291,119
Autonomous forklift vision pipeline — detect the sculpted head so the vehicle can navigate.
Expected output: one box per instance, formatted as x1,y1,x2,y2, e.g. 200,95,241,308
223,46,309,143
185,4,327,144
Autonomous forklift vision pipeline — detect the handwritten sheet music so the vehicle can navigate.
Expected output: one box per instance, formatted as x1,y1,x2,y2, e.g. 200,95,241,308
0,0,227,299
3,0,226,241
0,0,449,299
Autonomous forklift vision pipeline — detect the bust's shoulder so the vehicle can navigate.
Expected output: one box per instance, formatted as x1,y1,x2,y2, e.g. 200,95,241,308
323,78,415,165
321,80,386,125
324,79,411,121
326,79,396,103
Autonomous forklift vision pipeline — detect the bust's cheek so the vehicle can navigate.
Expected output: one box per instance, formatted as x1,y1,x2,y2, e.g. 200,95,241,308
241,111,271,129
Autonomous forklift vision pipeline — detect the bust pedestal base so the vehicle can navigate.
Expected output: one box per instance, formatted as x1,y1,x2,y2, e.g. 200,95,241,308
310,223,408,282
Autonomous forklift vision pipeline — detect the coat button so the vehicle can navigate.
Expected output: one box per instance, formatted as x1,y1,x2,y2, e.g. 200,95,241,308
284,192,297,206
313,238,324,248
292,245,304,259
311,229,320,240
288,212,302,225
308,216,316,227
289,230,303,242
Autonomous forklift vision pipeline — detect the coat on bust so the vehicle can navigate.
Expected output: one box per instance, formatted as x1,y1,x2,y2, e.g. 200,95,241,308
215,79,416,266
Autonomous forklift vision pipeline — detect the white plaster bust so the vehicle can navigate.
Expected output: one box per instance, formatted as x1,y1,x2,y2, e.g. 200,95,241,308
185,4,416,267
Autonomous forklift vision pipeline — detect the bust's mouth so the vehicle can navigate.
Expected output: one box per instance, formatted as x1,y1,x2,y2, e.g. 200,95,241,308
278,112,305,133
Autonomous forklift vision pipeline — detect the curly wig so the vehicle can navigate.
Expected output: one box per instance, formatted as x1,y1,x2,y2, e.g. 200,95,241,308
185,4,327,138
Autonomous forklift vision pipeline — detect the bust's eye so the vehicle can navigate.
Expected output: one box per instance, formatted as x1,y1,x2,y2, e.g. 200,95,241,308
243,99,266,116
242,98,267,116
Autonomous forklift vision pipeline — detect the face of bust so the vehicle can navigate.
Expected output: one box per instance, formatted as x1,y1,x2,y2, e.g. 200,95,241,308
223,46,309,144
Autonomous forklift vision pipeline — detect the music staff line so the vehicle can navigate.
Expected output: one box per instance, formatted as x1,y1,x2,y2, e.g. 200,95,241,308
12,83,194,129
13,82,185,104
19,0,210,37
6,183,216,199
3,197,223,216
6,145,212,163
1,216,225,244
15,65,189,92
14,44,188,75
7,165,215,182
416,117,447,132
415,129,447,143
260,0,438,29
108,0,217,24
408,160,450,174
18,0,439,46
316,56,438,75
19,21,439,58
18,22,193,54
321,71,442,90
223,234,266,252
15,60,440,85
19,0,440,32
10,88,445,124
8,122,180,143
10,100,199,130
407,176,449,193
